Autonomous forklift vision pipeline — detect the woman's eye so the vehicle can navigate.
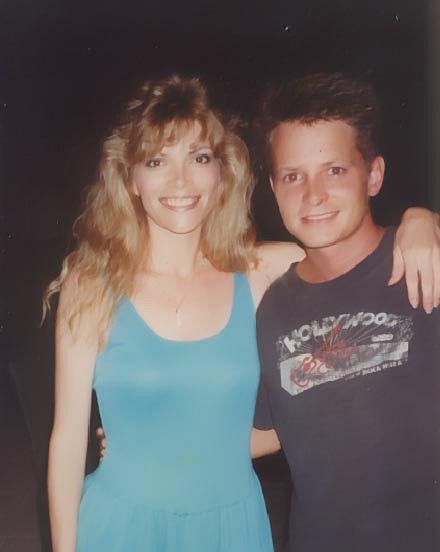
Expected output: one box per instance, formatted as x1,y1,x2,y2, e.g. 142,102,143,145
195,153,211,164
145,158,163,168
282,173,300,184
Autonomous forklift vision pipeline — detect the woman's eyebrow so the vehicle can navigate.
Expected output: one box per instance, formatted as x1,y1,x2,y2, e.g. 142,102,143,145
189,143,212,152
277,165,299,172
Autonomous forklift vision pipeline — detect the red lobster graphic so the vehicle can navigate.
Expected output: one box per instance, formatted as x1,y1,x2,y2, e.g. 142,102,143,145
290,323,356,388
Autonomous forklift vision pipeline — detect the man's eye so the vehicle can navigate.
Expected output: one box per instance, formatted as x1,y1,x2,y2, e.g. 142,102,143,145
328,166,345,176
145,158,163,168
195,153,211,164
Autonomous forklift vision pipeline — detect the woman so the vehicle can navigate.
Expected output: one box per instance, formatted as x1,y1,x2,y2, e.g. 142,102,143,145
46,75,439,551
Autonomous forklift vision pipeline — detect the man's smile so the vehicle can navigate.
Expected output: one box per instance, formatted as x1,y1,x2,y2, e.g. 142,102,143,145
301,211,339,223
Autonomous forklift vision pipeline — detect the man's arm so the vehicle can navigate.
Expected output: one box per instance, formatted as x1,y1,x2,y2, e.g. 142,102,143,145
253,208,440,313
251,428,281,459
391,207,440,313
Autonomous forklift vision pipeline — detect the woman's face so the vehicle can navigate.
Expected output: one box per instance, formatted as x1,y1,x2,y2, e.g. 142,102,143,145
132,123,221,237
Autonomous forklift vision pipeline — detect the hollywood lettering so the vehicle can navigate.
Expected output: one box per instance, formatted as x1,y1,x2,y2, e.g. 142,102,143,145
282,312,400,354
278,312,414,396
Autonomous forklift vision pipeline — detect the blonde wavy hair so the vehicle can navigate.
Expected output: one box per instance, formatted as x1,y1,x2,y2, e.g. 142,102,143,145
44,75,256,344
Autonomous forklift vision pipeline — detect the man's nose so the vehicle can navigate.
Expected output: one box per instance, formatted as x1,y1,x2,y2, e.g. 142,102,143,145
304,177,328,205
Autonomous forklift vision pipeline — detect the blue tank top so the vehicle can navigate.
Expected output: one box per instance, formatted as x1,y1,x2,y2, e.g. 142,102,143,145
91,272,260,509
77,272,273,551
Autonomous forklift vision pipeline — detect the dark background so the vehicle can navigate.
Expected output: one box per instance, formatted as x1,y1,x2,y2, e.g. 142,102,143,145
2,0,439,352
1,0,439,550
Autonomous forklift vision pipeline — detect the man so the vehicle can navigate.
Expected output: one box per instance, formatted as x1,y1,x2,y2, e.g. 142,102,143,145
254,73,440,551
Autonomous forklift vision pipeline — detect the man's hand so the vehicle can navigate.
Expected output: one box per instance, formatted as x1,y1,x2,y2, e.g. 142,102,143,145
96,427,107,462
251,428,281,459
389,207,440,313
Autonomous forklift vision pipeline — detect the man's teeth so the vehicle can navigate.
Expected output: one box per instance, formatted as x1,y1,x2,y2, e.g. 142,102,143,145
305,212,336,220
161,197,198,207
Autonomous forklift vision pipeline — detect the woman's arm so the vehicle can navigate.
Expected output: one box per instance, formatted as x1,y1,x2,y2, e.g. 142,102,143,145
251,428,281,459
390,207,440,313
48,281,98,552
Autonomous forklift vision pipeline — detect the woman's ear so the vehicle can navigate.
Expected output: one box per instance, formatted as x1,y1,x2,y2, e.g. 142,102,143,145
131,168,140,197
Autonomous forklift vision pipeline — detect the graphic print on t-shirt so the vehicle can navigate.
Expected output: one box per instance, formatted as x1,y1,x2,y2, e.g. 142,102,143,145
278,311,414,396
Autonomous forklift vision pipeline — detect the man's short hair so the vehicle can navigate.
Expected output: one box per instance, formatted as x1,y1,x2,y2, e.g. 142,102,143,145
260,72,381,168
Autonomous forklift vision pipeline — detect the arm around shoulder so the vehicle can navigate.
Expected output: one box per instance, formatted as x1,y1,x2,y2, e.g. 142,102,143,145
391,207,440,312
48,277,99,551
249,241,305,307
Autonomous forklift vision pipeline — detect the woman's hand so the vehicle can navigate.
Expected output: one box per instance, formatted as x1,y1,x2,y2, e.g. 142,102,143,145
389,207,440,313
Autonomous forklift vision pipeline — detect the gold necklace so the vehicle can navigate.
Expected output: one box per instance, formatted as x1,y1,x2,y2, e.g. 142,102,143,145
171,262,203,328
173,278,193,328
147,257,205,328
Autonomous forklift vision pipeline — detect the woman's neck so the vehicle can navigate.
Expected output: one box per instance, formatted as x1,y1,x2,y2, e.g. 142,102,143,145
146,225,205,277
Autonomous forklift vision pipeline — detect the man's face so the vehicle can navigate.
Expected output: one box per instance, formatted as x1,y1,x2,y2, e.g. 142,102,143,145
269,120,384,250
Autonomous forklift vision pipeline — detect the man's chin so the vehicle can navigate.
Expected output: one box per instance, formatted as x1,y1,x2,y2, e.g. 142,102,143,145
302,240,338,250
293,232,339,250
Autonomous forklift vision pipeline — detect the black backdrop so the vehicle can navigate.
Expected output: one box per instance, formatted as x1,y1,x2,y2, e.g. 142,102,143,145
2,0,437,357
1,0,438,549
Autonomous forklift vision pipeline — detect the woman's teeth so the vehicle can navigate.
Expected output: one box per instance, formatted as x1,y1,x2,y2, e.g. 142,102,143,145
161,197,198,207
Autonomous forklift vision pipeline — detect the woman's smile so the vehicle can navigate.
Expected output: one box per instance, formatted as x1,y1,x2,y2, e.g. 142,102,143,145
159,196,201,211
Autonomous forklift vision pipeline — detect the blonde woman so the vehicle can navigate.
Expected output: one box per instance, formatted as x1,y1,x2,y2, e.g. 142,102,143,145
46,75,440,552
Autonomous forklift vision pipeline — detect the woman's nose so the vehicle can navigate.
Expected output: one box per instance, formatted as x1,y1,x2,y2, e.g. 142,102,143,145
171,162,187,189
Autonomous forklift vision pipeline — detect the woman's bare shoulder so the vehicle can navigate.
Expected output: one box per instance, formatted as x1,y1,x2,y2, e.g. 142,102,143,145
57,270,80,316
248,241,305,307
56,270,101,349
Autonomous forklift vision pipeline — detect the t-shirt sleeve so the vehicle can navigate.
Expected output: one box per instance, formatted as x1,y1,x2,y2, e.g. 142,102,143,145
253,376,274,430
254,297,276,429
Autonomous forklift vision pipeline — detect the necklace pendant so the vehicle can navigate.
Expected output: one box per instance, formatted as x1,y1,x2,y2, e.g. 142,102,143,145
175,308,182,328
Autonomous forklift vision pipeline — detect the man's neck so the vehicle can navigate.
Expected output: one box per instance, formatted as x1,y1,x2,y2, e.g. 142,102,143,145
297,222,385,284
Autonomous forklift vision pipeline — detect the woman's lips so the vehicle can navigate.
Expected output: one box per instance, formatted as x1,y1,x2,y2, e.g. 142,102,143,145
159,196,200,211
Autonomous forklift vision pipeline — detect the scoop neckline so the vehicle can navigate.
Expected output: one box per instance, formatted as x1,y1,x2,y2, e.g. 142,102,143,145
124,272,237,344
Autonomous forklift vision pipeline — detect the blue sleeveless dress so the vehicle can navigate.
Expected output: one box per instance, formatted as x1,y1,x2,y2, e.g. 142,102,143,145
76,272,273,551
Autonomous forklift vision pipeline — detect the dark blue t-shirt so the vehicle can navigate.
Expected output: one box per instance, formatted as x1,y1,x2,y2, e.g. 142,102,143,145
255,228,440,552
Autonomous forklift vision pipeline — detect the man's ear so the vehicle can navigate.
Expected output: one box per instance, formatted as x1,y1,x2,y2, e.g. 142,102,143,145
367,156,385,198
